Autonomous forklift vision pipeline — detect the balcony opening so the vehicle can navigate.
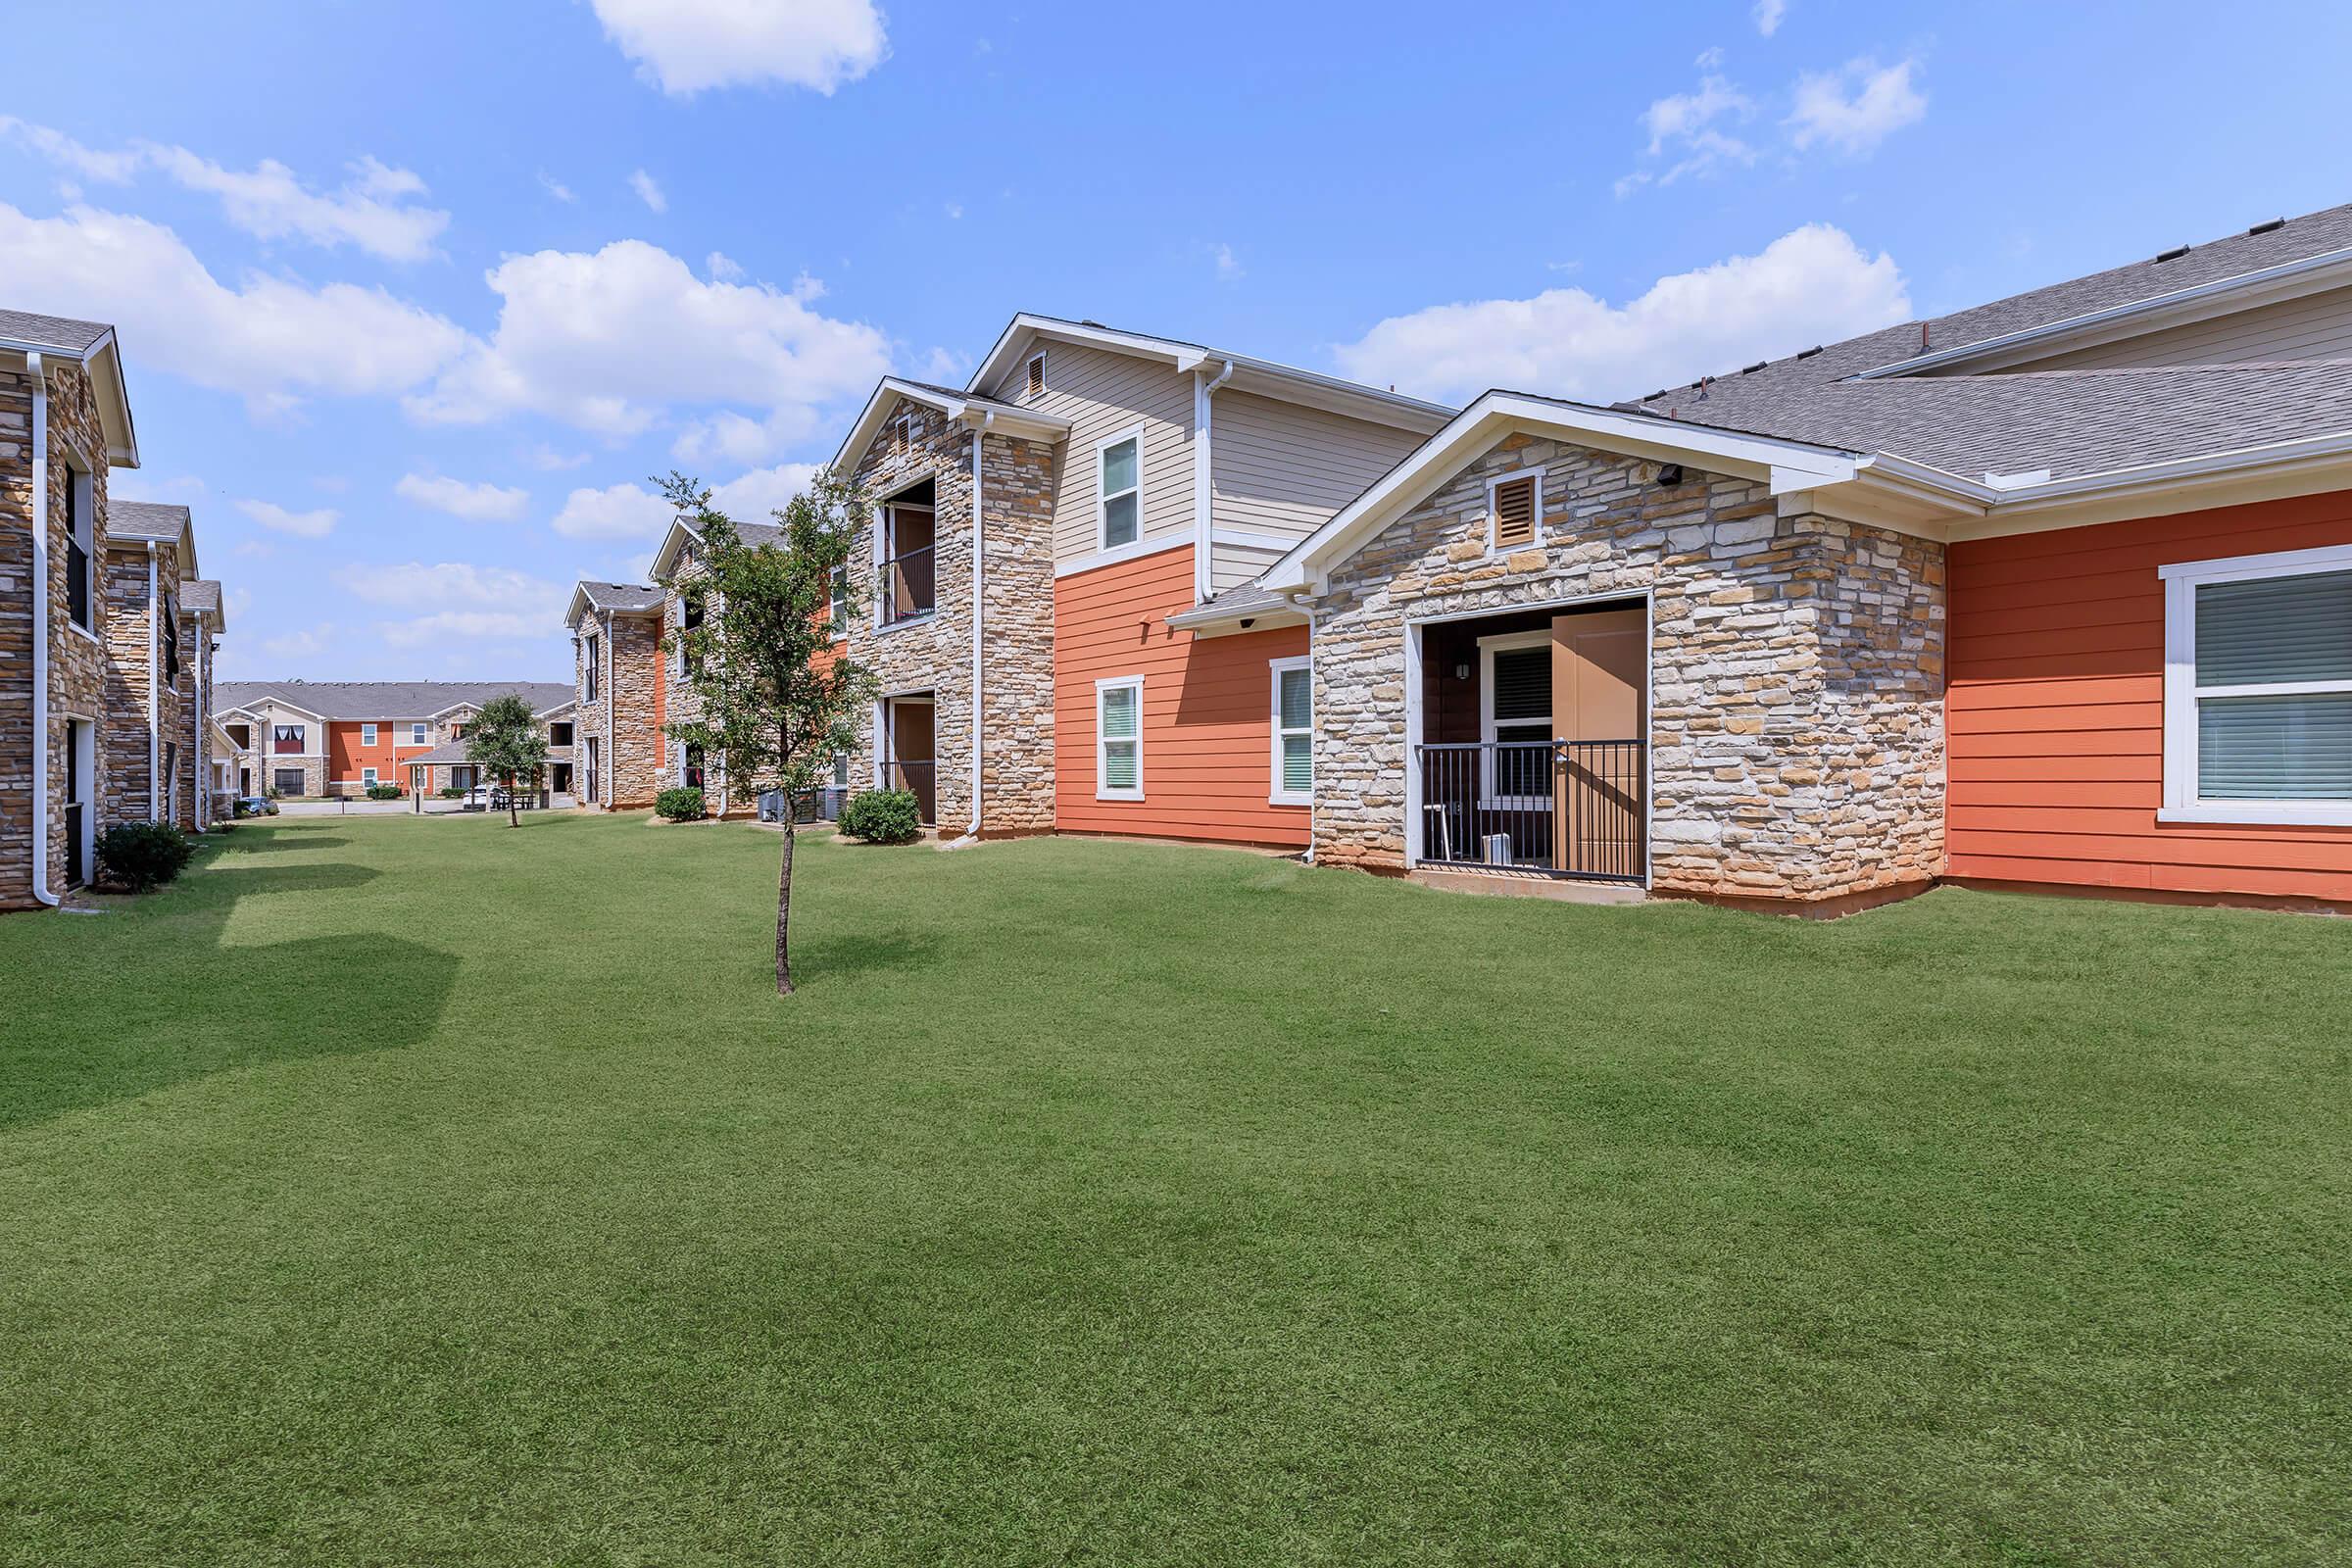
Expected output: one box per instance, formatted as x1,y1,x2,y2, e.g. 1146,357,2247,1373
1412,600,1648,883
878,478,936,627
883,694,937,826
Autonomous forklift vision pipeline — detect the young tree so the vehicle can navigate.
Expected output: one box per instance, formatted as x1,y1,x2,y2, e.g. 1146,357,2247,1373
662,469,874,996
466,694,551,828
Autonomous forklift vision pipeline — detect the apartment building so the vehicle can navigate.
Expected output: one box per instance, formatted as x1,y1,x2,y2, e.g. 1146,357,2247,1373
102,501,225,832
216,681,575,800
564,581,666,808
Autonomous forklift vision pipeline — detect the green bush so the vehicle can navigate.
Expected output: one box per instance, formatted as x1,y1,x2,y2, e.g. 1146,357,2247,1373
365,783,405,801
656,786,707,822
438,785,467,800
837,788,921,844
96,820,197,893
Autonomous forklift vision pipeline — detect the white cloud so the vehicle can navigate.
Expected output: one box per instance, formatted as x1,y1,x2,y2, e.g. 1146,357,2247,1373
0,120,448,261
527,444,591,471
551,481,675,542
711,463,819,519
0,202,467,416
337,561,572,647
1694,46,1726,70
915,345,968,384
407,239,890,440
1642,74,1751,154
671,407,816,466
589,0,889,95
629,169,667,213
262,623,332,661
1332,222,1910,406
393,472,530,521
706,251,744,281
1754,0,1787,35
943,201,963,220
236,499,340,538
539,172,577,203
1788,58,1926,154
1213,242,1244,282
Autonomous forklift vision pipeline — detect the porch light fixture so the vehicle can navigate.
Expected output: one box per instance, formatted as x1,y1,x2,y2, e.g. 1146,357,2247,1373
1454,662,1471,682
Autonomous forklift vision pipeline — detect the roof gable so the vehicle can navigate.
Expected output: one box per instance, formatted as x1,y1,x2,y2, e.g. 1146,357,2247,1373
828,375,1071,470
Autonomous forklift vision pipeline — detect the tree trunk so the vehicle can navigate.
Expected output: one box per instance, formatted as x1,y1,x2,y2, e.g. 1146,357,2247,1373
775,818,796,996
508,773,520,828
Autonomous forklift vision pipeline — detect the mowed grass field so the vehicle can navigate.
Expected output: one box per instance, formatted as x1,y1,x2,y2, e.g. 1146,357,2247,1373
2,810,2347,1565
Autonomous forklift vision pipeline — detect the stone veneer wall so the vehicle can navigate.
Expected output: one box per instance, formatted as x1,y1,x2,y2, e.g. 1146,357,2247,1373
1312,431,1945,902
571,612,662,808
834,396,1058,835
1,363,115,906
100,538,191,826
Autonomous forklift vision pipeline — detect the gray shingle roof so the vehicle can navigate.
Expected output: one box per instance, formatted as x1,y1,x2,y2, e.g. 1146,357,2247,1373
108,500,190,544
1624,202,2352,481
1173,579,1295,621
0,308,113,355
182,578,222,615
577,580,664,612
216,680,575,719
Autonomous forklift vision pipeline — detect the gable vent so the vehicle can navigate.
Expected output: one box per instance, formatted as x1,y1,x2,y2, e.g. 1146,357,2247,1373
1492,475,1538,549
1026,353,1046,400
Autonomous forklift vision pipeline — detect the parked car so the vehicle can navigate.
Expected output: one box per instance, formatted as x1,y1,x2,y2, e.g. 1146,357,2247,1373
235,796,279,817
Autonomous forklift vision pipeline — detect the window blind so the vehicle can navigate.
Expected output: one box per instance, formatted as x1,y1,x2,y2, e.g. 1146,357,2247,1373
1492,646,1549,723
2198,692,2352,799
2196,569,2352,685
1278,666,1311,793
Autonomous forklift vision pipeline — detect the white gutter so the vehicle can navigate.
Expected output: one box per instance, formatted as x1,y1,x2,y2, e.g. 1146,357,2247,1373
26,353,57,906
147,541,160,820
192,620,207,830
1191,360,1235,603
604,609,614,808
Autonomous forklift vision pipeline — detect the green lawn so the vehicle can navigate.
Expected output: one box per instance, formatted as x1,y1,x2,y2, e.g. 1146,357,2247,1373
2,813,2347,1565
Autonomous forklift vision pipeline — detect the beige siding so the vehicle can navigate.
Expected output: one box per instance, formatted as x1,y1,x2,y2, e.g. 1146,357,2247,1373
987,341,1194,564
1209,390,1423,589
1995,285,2352,372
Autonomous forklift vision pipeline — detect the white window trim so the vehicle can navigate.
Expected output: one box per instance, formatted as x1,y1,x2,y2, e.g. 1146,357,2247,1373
1095,674,1145,802
362,723,378,746
65,461,96,633
1269,656,1312,806
362,767,378,788
1095,422,1146,554
410,722,428,746
1478,629,1554,809
2160,540,2352,826
1484,466,1545,557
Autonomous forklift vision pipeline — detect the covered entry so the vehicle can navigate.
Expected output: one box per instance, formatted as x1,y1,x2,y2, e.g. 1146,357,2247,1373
1411,599,1647,881
881,694,937,826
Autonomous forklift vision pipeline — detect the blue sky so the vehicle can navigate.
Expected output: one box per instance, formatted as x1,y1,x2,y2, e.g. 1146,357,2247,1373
7,0,2349,681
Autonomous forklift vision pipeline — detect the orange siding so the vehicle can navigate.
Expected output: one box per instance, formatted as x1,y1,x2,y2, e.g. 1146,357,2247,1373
328,720,430,786
1054,543,1309,848
1948,490,2352,898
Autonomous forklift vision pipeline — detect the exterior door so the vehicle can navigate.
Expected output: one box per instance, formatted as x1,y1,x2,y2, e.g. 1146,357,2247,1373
1550,609,1646,878
273,767,305,797
584,737,599,803
886,698,937,825
63,721,88,890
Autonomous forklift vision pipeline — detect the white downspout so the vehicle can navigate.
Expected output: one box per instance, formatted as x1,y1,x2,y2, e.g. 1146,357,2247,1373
1192,360,1235,604
193,625,207,831
954,416,990,844
1303,604,1317,866
27,353,57,905
146,541,159,820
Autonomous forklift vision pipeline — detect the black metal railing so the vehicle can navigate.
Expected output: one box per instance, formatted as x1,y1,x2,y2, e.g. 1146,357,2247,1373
1414,739,1645,883
63,803,84,889
66,539,90,629
877,546,936,626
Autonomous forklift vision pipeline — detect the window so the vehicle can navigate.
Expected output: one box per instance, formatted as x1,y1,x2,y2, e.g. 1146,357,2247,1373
828,564,850,636
684,744,705,789
64,461,94,631
273,724,306,755
1097,428,1142,550
1096,676,1144,800
1480,630,1552,807
411,722,427,745
1271,657,1312,806
163,596,180,683
549,722,572,747
362,722,378,746
2163,543,2352,825
1025,352,1046,401
1488,470,1541,552
362,767,378,788
682,590,707,674
449,724,466,740
831,753,849,788
584,635,600,702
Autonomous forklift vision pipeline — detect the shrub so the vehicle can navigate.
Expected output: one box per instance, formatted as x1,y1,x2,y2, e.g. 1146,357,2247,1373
96,820,197,893
438,785,468,800
837,788,921,844
656,786,708,822
365,783,405,801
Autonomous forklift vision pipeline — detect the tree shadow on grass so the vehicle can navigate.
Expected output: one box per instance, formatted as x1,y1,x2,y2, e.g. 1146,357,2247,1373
215,832,354,854
0,854,457,1133
783,930,943,987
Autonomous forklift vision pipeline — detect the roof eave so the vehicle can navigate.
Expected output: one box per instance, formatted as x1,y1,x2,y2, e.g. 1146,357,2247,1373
829,374,1073,470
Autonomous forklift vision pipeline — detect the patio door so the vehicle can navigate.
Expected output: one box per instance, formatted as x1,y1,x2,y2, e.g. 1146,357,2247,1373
1550,609,1645,878
885,697,937,825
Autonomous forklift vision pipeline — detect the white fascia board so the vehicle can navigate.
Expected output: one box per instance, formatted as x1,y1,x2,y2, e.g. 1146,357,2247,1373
1164,601,1308,637
648,518,705,581
830,374,1069,470
969,314,1454,433
1856,245,2352,379
1261,392,1860,592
